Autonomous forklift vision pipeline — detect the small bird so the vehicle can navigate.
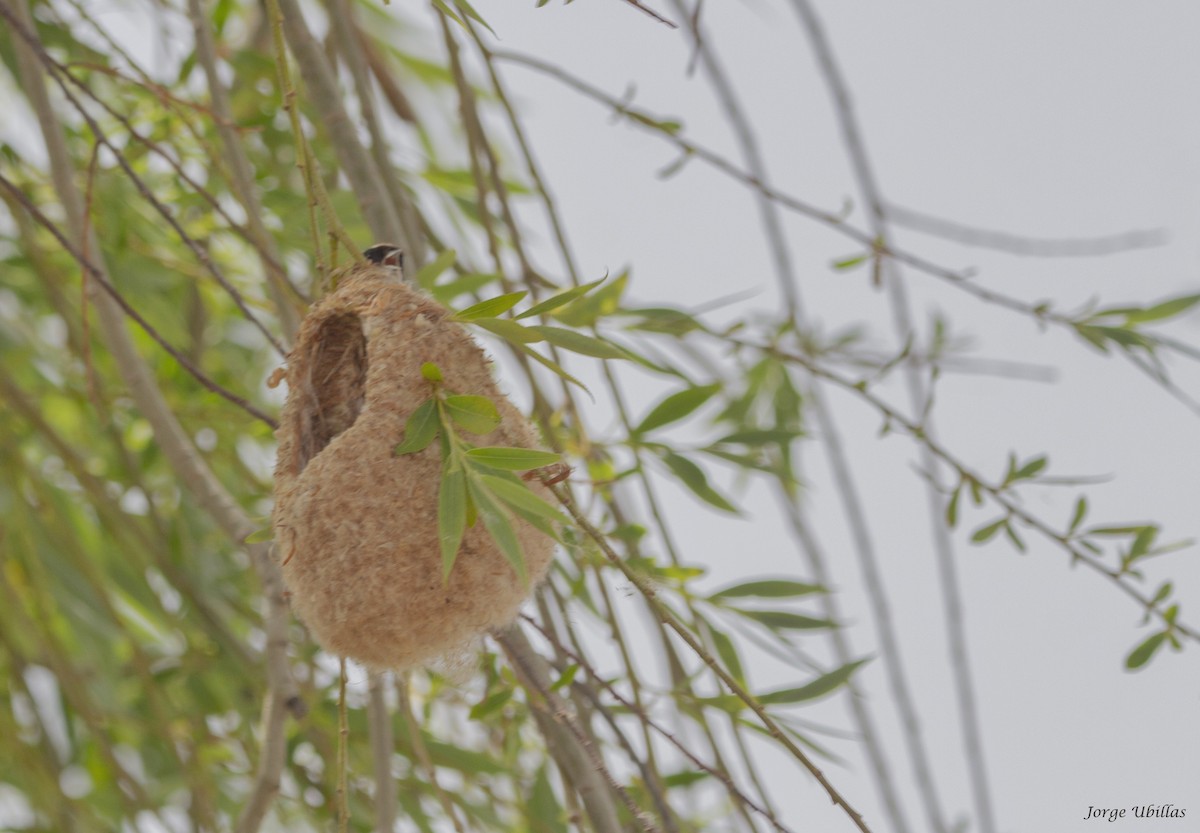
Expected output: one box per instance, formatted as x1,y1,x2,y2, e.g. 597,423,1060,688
363,243,404,273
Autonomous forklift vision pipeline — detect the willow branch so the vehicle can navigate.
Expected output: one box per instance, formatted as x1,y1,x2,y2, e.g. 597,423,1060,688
494,626,633,833
549,489,876,833
273,0,409,251
186,0,302,342
325,0,426,266
788,4,992,831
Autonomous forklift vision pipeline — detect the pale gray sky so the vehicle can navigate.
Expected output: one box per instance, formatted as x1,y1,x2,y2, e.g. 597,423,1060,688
478,2,1200,831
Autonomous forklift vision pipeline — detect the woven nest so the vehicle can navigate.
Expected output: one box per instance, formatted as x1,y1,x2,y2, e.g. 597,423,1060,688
273,263,554,669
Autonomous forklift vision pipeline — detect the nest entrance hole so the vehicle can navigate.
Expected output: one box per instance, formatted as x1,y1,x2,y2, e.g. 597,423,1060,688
295,312,368,474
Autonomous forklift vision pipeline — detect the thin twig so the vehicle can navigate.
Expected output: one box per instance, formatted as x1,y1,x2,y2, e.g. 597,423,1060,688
664,6,915,829
548,489,876,833
523,614,797,833
787,4,991,830
0,169,277,429
495,626,638,833
888,202,1168,258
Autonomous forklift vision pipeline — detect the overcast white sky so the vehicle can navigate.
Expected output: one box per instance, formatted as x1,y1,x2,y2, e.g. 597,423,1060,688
472,2,1200,831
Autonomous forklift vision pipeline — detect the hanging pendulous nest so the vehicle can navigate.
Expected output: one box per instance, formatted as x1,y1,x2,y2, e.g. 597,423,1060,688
272,252,555,670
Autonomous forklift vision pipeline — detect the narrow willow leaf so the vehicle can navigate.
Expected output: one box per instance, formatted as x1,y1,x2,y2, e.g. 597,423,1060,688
945,484,962,528
712,428,802,446
453,0,497,36
1125,631,1168,670
1012,455,1048,481
510,340,591,393
737,609,835,631
394,399,439,455
526,325,627,359
515,277,606,320
438,466,468,580
1068,496,1088,534
758,659,869,705
471,316,545,345
1127,293,1200,324
430,0,464,26
243,525,273,544
1072,323,1110,352
660,452,738,514
414,247,456,289
468,689,513,720
469,481,527,582
549,664,579,691
454,291,527,321
832,253,870,271
552,271,628,326
970,518,1006,543
712,579,826,600
663,770,711,788
478,473,570,532
707,625,745,686
467,447,561,470
445,395,501,435
636,383,721,435
527,767,569,833
623,306,702,336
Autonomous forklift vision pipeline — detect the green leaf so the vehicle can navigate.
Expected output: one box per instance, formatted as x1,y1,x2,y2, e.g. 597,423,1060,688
415,248,457,289
663,770,711,788
1011,455,1047,482
243,525,273,544
711,429,802,447
421,362,443,382
527,766,568,833
711,579,826,600
469,481,527,582
707,625,745,686
1068,496,1088,534
832,253,870,271
515,277,606,320
394,399,439,455
636,384,721,435
758,659,869,705
660,452,738,514
467,447,562,470
468,689,513,720
1125,631,1168,670
945,485,961,528
477,473,569,539
549,664,578,692
509,340,590,392
1126,293,1200,324
454,291,527,321
552,271,627,326
526,325,627,359
970,518,1006,543
438,466,468,580
472,317,545,344
445,395,501,436
452,0,497,37
737,609,835,631
623,306,702,336
431,0,465,27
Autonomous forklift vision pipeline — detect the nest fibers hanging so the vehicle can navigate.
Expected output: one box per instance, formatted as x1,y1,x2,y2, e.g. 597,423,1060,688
272,257,555,669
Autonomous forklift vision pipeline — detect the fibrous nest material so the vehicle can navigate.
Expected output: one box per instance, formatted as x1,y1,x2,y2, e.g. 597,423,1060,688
273,262,555,669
